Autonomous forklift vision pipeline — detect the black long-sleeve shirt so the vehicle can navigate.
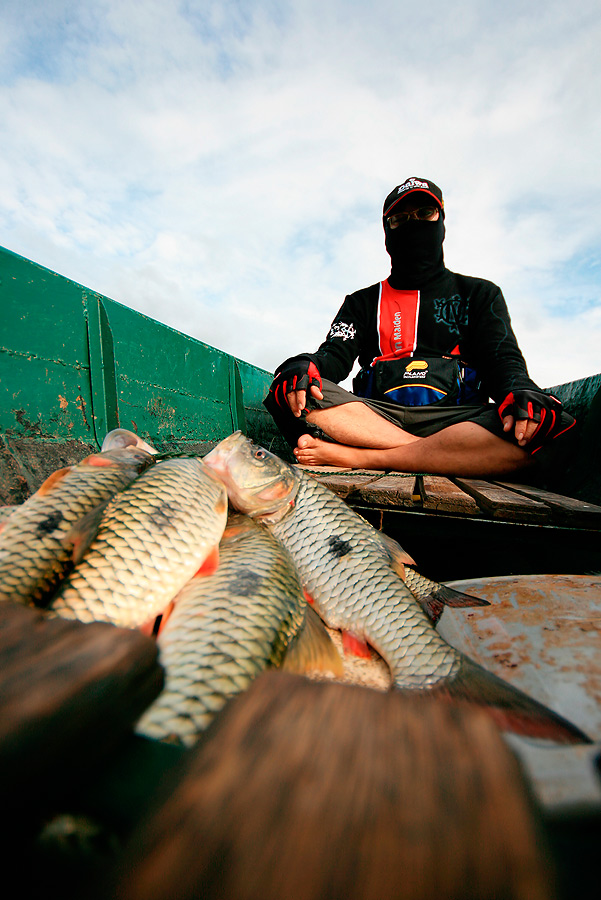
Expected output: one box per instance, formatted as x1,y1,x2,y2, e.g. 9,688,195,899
308,269,540,405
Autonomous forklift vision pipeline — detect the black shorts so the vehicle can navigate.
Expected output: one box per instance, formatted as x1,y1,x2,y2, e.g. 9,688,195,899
263,379,577,481
311,380,508,438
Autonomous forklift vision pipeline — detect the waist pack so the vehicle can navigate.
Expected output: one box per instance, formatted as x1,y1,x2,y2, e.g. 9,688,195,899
353,357,482,407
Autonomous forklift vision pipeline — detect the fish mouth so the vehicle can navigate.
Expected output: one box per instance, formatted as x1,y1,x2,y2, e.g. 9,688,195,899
204,432,299,520
102,428,158,455
203,431,247,474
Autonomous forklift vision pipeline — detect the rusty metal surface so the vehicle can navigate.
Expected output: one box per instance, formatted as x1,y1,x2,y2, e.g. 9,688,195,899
0,437,96,504
439,573,601,811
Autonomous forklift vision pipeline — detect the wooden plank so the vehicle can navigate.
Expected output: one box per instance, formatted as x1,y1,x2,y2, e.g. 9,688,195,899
355,474,421,509
110,671,553,900
496,482,601,528
304,470,384,500
455,478,551,523
0,602,164,811
296,465,353,475
420,476,480,515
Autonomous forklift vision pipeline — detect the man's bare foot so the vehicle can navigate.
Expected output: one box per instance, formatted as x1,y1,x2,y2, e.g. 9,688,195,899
293,434,360,468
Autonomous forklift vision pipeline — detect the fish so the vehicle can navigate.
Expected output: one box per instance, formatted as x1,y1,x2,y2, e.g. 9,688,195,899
101,428,158,455
377,530,491,625
0,447,155,606
0,505,19,526
204,432,591,744
49,457,228,630
403,565,491,624
137,513,342,746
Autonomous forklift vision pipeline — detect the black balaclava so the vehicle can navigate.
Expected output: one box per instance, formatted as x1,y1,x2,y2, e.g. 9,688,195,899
382,179,446,289
385,214,446,289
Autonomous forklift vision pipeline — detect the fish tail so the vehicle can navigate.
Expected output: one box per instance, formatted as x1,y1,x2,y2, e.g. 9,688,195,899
430,582,490,609
414,579,490,625
283,605,344,677
399,656,591,745
403,567,490,624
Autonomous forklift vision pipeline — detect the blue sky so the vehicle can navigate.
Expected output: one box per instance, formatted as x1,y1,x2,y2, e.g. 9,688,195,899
1,0,600,388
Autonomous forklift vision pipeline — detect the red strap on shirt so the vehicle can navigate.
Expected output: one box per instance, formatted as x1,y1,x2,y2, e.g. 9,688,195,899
372,281,420,363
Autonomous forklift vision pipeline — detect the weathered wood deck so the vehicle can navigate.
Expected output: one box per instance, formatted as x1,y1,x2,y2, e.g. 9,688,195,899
300,467,601,581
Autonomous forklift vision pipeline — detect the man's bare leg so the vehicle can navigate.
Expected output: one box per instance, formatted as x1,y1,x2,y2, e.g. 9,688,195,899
295,416,533,477
305,400,420,448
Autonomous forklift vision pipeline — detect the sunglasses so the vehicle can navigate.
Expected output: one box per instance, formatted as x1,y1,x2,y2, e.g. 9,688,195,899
386,207,439,228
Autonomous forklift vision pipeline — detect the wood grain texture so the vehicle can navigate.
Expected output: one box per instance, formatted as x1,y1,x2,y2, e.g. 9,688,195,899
420,476,481,515
455,479,551,523
0,602,164,808
112,671,554,900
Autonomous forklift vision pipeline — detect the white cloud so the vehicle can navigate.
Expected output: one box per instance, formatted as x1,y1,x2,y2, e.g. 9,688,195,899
1,0,600,389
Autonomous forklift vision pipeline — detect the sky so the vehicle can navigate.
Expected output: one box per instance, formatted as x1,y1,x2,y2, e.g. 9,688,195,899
1,0,600,390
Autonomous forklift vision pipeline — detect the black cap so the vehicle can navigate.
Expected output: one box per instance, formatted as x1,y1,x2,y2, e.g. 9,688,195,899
383,177,444,217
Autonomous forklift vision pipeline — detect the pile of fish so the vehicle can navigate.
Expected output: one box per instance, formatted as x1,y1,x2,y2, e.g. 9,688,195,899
0,428,591,747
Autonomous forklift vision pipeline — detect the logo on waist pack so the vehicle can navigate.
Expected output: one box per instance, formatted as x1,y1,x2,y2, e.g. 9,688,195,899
404,360,428,379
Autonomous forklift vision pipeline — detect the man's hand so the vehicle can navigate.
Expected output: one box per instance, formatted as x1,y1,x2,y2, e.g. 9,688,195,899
286,384,324,417
498,390,564,452
269,359,323,418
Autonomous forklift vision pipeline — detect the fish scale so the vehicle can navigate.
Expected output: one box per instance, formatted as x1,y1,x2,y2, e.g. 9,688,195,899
203,433,592,743
0,448,154,606
271,475,460,687
137,515,309,745
204,437,460,689
50,457,227,629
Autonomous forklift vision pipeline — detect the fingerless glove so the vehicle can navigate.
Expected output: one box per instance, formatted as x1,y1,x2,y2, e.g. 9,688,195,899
498,390,564,453
269,357,323,410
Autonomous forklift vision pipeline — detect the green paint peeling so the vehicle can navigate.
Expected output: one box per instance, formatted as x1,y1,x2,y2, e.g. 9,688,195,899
0,246,274,455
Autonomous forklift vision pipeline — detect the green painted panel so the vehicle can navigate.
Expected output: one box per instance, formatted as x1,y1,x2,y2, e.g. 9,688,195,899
0,247,94,442
94,296,245,445
236,357,293,459
550,374,601,504
549,373,601,423
0,245,282,467
237,358,272,409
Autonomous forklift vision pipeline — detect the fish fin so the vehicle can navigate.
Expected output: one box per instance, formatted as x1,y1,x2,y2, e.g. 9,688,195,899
155,599,177,635
431,582,490,609
85,453,123,468
35,467,73,497
414,656,591,745
304,590,315,606
341,630,372,659
406,572,490,625
283,605,343,677
142,597,177,637
139,617,158,638
195,545,220,577
222,513,251,539
379,532,416,572
417,596,445,625
62,501,111,564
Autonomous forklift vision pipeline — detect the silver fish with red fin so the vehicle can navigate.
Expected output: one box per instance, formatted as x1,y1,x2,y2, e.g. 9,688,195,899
0,447,155,606
138,513,341,745
50,457,227,630
204,432,590,745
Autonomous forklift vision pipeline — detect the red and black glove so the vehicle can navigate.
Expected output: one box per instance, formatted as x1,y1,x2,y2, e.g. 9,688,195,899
269,357,323,410
498,390,564,453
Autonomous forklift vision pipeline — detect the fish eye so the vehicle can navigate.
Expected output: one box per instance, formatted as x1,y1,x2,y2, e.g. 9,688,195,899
254,449,267,459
